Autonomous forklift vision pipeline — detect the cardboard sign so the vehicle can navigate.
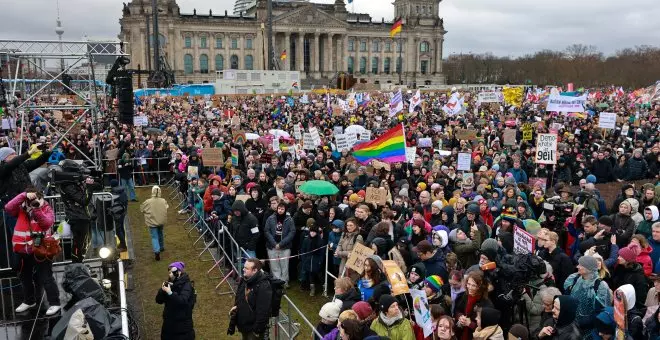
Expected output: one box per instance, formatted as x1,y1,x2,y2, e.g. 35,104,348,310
503,128,517,146
201,148,224,167
230,147,239,166
365,187,388,206
457,153,471,171
187,166,199,178
133,115,148,126
513,226,535,254
232,130,247,144
371,160,391,172
231,115,240,127
598,112,616,129
417,137,433,148
410,289,434,337
345,243,375,275
303,133,316,150
235,194,250,202
455,128,477,141
534,133,558,165
522,124,533,141
405,147,417,163
53,110,63,121
383,260,409,296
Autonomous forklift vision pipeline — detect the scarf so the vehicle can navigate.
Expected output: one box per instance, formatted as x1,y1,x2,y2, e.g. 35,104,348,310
461,294,480,340
379,311,402,327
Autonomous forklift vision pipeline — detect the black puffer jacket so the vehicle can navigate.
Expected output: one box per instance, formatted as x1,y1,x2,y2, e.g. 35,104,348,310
155,273,195,340
58,181,103,222
612,263,649,310
336,287,361,313
626,156,648,180
234,271,272,334
231,200,259,251
0,151,50,203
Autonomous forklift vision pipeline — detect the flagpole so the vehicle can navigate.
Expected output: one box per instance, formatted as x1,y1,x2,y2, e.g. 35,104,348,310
398,31,403,85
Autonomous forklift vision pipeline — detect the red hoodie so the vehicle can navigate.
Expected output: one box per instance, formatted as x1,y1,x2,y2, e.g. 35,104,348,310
637,246,653,276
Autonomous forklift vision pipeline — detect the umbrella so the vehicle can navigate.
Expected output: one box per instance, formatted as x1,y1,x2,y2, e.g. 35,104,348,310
298,180,339,196
597,103,609,109
246,133,260,141
345,124,366,135
269,129,290,139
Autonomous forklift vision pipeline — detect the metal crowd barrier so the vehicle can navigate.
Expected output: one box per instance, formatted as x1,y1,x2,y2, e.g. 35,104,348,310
170,189,322,339
101,157,172,188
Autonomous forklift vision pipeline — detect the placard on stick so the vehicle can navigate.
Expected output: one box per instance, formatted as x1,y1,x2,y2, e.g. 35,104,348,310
513,226,535,254
346,243,375,275
383,260,409,295
201,148,224,167
455,128,477,140
365,187,388,206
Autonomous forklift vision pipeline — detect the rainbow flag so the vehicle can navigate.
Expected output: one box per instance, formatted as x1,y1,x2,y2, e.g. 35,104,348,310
390,18,402,38
352,124,406,164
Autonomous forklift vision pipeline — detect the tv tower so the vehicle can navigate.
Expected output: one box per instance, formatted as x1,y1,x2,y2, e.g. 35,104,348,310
55,0,64,71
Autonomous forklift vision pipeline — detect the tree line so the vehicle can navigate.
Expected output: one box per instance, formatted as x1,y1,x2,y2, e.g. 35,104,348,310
443,44,660,88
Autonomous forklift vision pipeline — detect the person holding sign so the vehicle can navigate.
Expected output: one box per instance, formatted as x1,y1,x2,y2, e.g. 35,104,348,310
453,271,494,340
335,218,365,278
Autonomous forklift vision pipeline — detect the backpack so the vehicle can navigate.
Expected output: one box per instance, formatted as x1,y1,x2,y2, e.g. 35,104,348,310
266,275,286,317
565,274,601,295
107,199,126,221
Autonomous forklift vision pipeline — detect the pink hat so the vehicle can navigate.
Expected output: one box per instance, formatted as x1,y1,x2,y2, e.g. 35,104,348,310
352,301,373,320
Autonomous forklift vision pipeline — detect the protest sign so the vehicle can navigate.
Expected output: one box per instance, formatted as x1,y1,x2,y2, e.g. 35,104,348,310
455,128,477,141
522,124,533,141
1,118,16,130
293,123,302,139
231,115,240,127
535,133,557,165
371,160,391,172
359,130,371,141
457,153,471,171
260,152,272,164
417,137,433,148
410,289,434,337
133,116,149,126
546,94,587,112
272,137,280,151
383,260,409,296
365,187,388,206
405,147,417,163
335,134,351,151
333,126,343,135
621,124,630,137
614,287,628,338
232,130,247,144
235,194,250,202
187,166,199,178
201,148,224,167
230,147,239,166
598,112,617,129
303,133,316,150
477,91,503,103
503,128,517,146
53,110,63,121
346,243,375,275
513,226,535,254
309,127,322,145
206,111,214,119
462,172,474,187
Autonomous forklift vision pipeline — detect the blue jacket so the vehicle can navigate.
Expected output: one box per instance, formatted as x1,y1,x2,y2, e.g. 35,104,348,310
264,213,296,249
422,249,448,282
328,231,342,265
507,167,528,184
300,233,326,274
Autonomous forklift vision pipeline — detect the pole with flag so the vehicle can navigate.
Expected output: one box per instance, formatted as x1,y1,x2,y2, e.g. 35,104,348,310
390,17,403,85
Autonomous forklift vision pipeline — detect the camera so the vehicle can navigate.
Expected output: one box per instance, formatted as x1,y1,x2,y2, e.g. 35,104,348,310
162,281,171,287
543,198,573,218
51,160,102,185
32,232,45,247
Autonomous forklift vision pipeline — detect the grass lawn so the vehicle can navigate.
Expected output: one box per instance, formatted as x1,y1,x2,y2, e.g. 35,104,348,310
127,187,328,339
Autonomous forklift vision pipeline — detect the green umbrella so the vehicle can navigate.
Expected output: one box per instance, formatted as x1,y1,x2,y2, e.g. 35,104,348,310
299,180,339,196
597,103,609,109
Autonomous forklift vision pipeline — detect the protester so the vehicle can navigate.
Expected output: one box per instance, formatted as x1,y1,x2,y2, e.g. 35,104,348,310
156,262,195,340
232,258,272,340
140,186,169,261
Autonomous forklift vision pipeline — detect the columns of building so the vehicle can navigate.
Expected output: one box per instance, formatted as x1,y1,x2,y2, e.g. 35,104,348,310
342,35,348,72
139,30,147,70
436,37,443,73
193,32,199,72
284,32,291,71
312,33,320,73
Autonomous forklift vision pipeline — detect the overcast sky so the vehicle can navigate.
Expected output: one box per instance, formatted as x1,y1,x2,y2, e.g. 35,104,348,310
1,0,658,57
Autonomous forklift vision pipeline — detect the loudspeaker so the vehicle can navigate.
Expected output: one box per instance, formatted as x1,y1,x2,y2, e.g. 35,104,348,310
116,76,134,125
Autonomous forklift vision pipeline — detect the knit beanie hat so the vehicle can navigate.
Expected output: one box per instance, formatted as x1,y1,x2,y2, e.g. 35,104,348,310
479,307,501,328
480,238,499,262
331,220,345,230
578,255,599,272
169,261,185,272
352,301,373,320
618,244,640,264
0,147,15,162
586,174,597,184
349,193,360,202
501,207,518,221
409,262,426,280
598,215,614,228
432,200,444,210
423,275,444,293
368,254,384,272
379,294,397,313
508,323,530,340
319,300,343,322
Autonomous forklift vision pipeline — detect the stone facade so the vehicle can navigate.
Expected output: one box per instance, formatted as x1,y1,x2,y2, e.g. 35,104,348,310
119,0,446,87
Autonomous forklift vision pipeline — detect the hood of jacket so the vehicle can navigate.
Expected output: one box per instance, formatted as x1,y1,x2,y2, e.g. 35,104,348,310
151,186,162,198
555,295,578,328
625,198,640,214
646,205,659,221
617,284,636,311
442,206,455,224
232,200,248,215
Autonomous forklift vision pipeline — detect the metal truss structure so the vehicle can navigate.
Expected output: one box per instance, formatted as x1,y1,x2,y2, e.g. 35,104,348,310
0,39,128,169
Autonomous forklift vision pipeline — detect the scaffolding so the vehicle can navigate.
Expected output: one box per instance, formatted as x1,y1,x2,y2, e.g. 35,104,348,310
0,39,128,169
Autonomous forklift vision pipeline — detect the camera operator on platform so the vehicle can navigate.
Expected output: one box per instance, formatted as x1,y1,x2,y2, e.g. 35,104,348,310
55,160,103,263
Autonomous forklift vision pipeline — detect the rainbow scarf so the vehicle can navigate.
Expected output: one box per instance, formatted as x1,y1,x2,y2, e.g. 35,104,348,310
352,124,406,164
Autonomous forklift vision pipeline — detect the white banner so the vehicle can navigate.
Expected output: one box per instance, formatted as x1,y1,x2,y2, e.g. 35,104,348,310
546,94,587,112
303,133,316,150
335,134,352,152
442,93,464,116
535,133,558,164
514,226,535,254
477,91,503,103
309,127,322,145
405,147,417,163
417,137,433,148
359,130,371,141
410,289,434,338
598,112,616,129
293,124,302,140
133,115,149,126
457,152,471,171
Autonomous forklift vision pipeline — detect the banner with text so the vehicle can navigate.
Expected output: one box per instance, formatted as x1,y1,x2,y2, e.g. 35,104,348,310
546,94,587,112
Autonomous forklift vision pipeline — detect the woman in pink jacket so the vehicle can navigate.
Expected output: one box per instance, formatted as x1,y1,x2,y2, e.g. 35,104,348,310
5,188,61,316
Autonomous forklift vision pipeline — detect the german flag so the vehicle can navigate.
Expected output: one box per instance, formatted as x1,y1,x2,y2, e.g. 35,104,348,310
390,18,402,38
280,50,287,60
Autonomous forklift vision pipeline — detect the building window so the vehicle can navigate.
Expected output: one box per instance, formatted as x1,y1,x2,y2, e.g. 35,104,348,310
230,55,239,69
200,36,207,48
246,38,253,49
347,57,354,73
184,36,192,48
421,60,428,75
384,57,391,74
359,57,366,74
245,55,254,70
348,39,355,52
231,38,238,49
371,57,378,74
385,41,391,52
184,54,193,74
372,41,379,52
396,57,402,73
215,55,224,71
416,5,420,14
360,41,367,52
200,54,209,73
420,41,430,52
216,38,223,49
397,42,402,53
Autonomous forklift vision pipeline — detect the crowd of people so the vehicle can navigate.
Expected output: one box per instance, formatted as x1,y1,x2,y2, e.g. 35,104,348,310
1,83,660,339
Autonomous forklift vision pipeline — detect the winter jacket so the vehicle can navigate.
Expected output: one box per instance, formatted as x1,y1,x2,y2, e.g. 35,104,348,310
544,295,581,340
141,187,169,227
5,192,55,254
369,314,415,340
612,263,649,310
264,213,296,249
451,230,482,270
234,271,272,334
472,325,504,340
541,247,575,293
336,231,364,274
359,215,379,241
590,159,614,183
637,246,654,276
111,186,128,212
507,167,528,184
453,292,494,339
336,288,361,313
627,156,648,180
328,231,342,265
300,232,326,274
230,200,260,251
422,248,449,282
637,205,659,239
58,180,102,222
0,151,50,203
155,273,195,340
211,194,231,223
563,272,613,332
522,284,553,331
609,213,636,248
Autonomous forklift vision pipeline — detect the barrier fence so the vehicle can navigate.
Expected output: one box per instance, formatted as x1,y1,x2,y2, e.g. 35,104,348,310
101,157,172,188
166,179,322,339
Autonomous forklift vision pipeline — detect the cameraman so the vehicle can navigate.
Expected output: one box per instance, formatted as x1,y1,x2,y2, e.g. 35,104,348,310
56,160,103,263
156,261,195,340
4,187,61,315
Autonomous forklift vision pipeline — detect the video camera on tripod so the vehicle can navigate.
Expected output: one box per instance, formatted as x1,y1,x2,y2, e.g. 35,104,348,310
50,159,102,185
543,197,574,219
